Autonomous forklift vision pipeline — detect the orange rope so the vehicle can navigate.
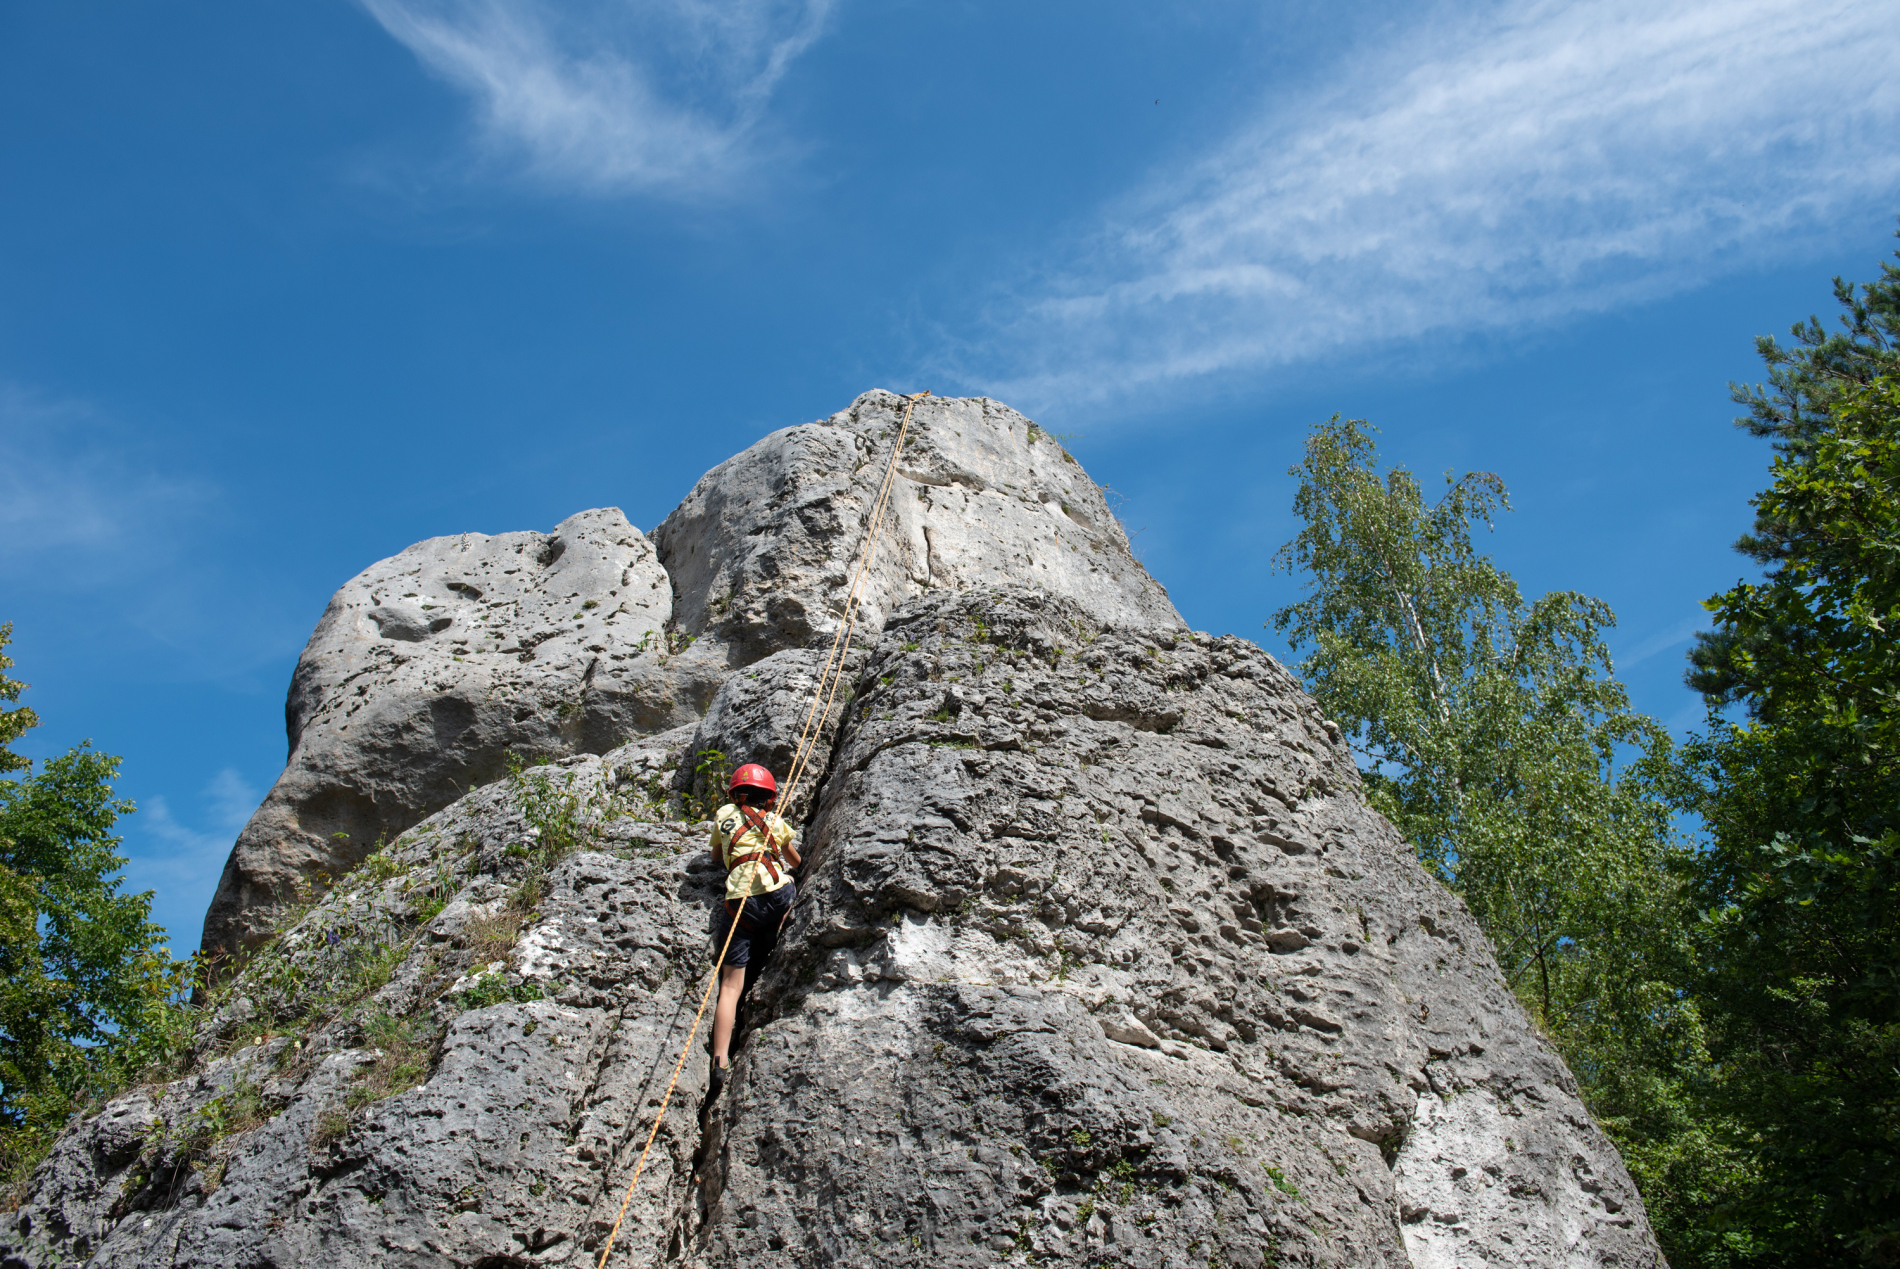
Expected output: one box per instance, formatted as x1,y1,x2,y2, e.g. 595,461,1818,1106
780,391,926,807
592,390,927,1268
591,887,745,1268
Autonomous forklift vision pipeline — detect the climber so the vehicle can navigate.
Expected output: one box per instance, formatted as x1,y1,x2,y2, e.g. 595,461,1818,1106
706,763,800,1098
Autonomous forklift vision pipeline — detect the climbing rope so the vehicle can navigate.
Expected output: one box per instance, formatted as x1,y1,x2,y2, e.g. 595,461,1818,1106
592,391,928,1269
779,391,927,808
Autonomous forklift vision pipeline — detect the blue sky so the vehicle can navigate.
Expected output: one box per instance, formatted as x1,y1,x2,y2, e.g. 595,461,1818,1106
3,0,1897,951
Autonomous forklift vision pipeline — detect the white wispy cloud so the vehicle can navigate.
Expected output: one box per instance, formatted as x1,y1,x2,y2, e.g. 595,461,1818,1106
143,769,259,854
359,0,834,195
1613,613,1709,673
966,0,1900,407
0,384,210,562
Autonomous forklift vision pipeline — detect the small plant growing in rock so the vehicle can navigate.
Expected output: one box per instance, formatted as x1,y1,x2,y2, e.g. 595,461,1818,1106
506,759,601,862
455,972,545,1012
683,749,732,820
346,1013,436,1110
464,907,526,961
310,1107,349,1149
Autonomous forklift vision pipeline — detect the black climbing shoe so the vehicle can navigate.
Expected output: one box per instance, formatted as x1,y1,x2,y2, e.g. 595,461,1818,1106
708,1060,729,1100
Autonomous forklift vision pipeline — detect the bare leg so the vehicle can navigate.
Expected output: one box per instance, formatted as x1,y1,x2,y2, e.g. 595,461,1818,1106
711,965,747,1065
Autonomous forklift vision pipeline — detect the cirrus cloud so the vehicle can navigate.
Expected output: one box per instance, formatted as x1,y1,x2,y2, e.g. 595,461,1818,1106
961,0,1900,408
358,0,835,196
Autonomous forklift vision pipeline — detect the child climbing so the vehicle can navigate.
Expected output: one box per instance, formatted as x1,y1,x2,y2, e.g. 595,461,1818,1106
706,763,800,1097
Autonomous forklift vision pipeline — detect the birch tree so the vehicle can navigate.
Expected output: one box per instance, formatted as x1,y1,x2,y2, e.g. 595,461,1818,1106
1273,417,1683,1019
1270,416,1738,1263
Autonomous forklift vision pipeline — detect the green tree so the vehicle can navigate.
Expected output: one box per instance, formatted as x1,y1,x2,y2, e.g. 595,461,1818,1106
0,625,185,1193
1272,418,1683,1014
1728,222,1900,456
0,623,37,776
1693,223,1900,696
1272,417,1737,1265
1684,378,1900,1263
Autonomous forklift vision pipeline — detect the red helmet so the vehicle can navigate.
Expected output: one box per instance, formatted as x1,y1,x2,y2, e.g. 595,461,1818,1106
728,764,778,797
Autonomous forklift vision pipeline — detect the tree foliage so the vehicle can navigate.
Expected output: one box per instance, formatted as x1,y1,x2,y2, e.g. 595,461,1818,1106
0,624,36,777
1684,378,1900,1262
1729,226,1900,457
0,625,186,1194
1271,418,1736,1265
1272,418,1684,1016
1693,224,1900,701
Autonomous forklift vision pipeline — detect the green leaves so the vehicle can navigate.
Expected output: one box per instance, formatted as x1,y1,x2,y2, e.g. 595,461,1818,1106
0,628,189,1197
1728,223,1900,457
1683,378,1900,1263
0,623,38,776
1273,416,1725,1263
1273,415,1686,1024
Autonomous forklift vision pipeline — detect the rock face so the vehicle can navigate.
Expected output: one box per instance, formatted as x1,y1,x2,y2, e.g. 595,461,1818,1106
205,391,1180,955
655,390,1182,660
710,591,1657,1268
8,392,1664,1268
201,508,729,954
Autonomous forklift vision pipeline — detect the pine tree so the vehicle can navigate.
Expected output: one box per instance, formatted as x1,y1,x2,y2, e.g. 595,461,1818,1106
1693,223,1900,704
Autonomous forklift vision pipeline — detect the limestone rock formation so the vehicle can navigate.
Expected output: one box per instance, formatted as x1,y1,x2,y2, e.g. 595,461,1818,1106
205,391,1180,955
201,508,729,954
5,392,1665,1268
655,390,1183,659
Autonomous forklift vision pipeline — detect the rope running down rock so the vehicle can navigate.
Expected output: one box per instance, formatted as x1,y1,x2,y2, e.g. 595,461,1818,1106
592,390,928,1268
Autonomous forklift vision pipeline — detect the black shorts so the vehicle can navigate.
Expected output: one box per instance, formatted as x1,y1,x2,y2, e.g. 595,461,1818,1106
711,882,796,968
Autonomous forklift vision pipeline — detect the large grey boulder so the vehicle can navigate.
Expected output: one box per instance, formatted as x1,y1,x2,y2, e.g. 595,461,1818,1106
41,391,1666,1269
655,390,1184,662
3,740,721,1269
704,587,1659,1268
200,508,728,954
204,392,1182,956
5,583,1663,1269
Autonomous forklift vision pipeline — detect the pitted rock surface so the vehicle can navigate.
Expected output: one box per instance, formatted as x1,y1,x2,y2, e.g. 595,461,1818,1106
698,588,1657,1268
11,393,1665,1269
202,508,729,953
9,737,727,1269
655,390,1183,662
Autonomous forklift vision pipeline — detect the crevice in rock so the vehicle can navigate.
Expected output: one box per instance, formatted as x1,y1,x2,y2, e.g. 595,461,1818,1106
674,637,873,1250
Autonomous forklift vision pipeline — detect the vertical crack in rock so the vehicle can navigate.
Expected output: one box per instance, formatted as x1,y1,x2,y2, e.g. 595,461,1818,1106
2,392,1664,1269
678,587,1661,1268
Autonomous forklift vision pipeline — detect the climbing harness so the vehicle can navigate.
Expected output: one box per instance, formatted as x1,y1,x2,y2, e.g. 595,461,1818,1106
592,391,928,1268
725,805,786,892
